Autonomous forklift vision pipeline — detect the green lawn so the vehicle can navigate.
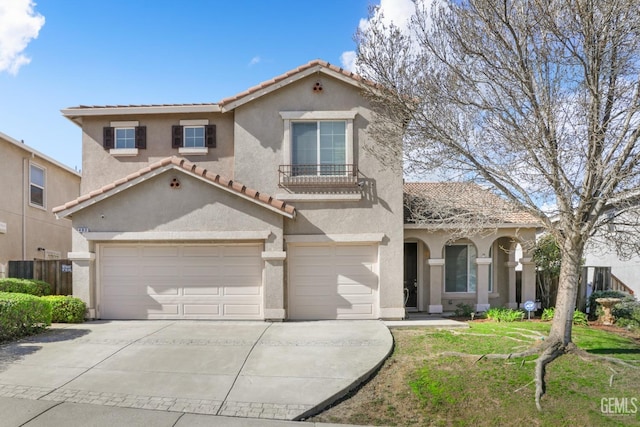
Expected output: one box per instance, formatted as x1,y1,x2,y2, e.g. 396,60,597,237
310,322,640,426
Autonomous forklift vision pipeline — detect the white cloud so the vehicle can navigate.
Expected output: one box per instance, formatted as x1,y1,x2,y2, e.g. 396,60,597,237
341,0,418,72
0,0,44,74
248,56,261,67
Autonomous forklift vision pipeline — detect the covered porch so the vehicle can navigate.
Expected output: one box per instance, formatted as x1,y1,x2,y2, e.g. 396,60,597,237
403,229,537,314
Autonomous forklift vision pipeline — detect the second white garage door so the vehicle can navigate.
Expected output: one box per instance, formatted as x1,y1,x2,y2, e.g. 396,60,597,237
288,243,379,320
99,244,263,320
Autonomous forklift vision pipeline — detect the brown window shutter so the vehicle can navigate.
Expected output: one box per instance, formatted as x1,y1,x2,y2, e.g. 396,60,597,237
103,127,114,150
205,124,216,148
135,126,147,149
172,125,183,148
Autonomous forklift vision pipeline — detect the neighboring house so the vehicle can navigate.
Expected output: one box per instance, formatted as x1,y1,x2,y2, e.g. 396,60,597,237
403,183,541,313
0,131,81,277
53,60,405,321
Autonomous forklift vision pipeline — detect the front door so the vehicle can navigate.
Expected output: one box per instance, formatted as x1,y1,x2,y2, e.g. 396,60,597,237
404,242,418,310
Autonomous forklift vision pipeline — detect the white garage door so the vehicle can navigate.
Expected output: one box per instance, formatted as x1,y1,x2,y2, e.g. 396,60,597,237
100,244,263,319
288,244,379,320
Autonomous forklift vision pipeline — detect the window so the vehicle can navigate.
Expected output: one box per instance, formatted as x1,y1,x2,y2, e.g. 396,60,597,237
184,126,205,148
172,122,216,155
29,163,45,208
291,121,346,176
445,244,477,293
103,122,146,156
115,128,135,149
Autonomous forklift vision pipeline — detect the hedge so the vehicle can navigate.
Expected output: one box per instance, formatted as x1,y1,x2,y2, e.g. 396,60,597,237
0,292,52,341
0,278,51,296
41,296,86,323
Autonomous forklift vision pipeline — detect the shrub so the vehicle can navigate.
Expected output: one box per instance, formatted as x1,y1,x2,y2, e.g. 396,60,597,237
454,302,475,317
486,307,525,322
0,292,51,341
41,296,86,323
541,307,555,321
539,307,589,325
573,310,589,326
0,278,51,296
612,300,640,330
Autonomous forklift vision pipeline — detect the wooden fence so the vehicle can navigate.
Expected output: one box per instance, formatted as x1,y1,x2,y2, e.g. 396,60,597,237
7,259,73,296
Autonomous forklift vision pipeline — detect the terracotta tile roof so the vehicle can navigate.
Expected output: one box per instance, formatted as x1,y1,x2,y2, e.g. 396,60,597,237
404,182,540,226
218,59,373,107
53,157,296,217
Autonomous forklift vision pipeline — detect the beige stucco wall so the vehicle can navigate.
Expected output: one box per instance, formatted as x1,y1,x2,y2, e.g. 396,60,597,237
232,75,405,318
69,170,285,316
68,71,405,320
0,137,80,276
78,112,235,193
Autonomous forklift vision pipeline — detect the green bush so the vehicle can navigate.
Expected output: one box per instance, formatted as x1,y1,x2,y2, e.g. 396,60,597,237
0,292,52,341
486,307,525,322
454,302,475,317
41,296,86,323
541,307,555,321
0,278,51,296
573,310,589,326
612,300,640,330
588,290,633,319
539,307,589,325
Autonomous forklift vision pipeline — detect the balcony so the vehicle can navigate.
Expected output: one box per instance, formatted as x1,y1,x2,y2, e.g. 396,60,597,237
279,164,358,187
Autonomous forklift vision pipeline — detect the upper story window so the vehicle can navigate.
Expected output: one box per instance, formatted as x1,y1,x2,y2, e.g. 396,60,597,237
29,163,46,208
279,111,358,187
172,120,216,155
115,128,135,149
291,121,346,176
103,121,146,156
184,126,205,148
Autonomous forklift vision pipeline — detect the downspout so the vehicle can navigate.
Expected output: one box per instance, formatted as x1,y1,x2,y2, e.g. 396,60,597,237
22,157,28,259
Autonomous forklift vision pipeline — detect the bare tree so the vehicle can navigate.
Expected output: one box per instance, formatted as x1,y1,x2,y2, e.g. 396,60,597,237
356,0,640,410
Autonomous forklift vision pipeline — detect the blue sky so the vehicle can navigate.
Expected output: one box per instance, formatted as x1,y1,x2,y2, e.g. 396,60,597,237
0,0,407,171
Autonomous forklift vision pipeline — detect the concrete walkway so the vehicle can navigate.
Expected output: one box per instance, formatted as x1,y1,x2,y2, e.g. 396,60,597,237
0,320,393,426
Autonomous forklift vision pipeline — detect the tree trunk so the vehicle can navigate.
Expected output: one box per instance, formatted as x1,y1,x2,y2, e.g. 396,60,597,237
535,237,585,409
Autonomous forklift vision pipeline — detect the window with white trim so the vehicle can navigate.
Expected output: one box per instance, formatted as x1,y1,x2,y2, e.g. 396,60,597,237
445,244,477,293
184,126,205,147
115,127,135,149
29,163,45,208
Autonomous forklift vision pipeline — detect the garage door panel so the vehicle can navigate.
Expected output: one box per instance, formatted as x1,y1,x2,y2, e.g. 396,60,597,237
146,285,180,296
337,284,375,295
223,304,261,316
223,285,261,296
100,244,263,320
183,304,220,315
182,286,221,296
289,244,379,320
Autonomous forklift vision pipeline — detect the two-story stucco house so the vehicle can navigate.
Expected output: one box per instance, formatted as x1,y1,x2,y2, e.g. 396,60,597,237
0,131,81,277
53,60,405,321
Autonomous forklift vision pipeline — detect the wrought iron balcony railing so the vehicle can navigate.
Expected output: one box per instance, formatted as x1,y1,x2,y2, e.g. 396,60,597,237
278,164,358,187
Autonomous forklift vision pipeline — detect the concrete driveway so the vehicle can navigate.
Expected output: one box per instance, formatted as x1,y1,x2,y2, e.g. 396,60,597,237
0,320,392,422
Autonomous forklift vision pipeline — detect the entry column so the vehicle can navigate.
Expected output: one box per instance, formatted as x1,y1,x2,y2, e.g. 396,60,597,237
505,261,518,309
520,257,537,305
475,257,492,312
427,258,444,313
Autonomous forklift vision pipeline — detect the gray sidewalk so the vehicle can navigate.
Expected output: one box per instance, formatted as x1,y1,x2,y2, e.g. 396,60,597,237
1,396,365,427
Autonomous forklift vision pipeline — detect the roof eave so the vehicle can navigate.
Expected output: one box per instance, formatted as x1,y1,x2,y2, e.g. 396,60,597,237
61,104,222,127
